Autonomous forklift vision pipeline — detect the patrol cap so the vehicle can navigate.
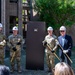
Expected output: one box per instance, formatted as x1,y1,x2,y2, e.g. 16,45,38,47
0,23,3,28
12,26,18,30
47,26,53,31
59,26,66,31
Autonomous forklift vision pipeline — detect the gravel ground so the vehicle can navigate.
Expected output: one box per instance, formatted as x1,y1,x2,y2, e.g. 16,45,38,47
4,46,75,75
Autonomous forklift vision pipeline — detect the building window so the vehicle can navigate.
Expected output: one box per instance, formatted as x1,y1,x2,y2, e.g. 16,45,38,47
10,0,18,3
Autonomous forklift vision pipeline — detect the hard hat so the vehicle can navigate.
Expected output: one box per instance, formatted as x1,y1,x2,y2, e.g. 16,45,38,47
47,26,53,31
12,26,18,30
0,23,3,28
59,26,66,31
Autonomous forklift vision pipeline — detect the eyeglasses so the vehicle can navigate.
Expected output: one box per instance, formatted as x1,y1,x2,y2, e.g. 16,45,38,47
60,31,65,32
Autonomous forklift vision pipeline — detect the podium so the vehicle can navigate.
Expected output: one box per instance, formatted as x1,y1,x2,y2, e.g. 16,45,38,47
26,21,46,70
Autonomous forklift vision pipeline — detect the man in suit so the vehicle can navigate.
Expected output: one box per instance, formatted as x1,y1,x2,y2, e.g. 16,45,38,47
58,26,73,66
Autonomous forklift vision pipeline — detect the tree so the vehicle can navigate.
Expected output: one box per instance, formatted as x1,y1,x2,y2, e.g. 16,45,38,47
34,0,75,29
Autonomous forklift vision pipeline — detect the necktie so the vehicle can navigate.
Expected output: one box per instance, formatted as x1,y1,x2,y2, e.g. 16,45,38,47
62,38,64,47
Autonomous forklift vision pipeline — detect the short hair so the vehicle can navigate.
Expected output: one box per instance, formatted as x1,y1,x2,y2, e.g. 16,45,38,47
54,62,74,75
0,65,10,75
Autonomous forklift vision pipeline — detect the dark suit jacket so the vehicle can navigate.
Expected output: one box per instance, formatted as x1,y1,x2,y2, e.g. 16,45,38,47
58,35,73,58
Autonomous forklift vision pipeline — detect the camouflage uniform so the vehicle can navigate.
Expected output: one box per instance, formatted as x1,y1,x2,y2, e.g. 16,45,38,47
7,34,23,72
0,32,6,64
44,34,57,71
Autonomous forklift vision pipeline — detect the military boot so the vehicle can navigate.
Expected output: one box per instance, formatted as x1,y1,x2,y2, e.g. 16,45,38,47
47,67,52,72
10,64,15,73
18,70,22,73
10,68,14,73
17,64,21,73
17,67,21,73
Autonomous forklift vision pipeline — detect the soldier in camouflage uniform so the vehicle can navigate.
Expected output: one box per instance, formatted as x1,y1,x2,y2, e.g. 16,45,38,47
43,26,58,72
7,26,23,73
0,23,6,65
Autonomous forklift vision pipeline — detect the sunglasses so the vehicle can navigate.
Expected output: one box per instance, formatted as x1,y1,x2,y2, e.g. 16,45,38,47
60,31,65,32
